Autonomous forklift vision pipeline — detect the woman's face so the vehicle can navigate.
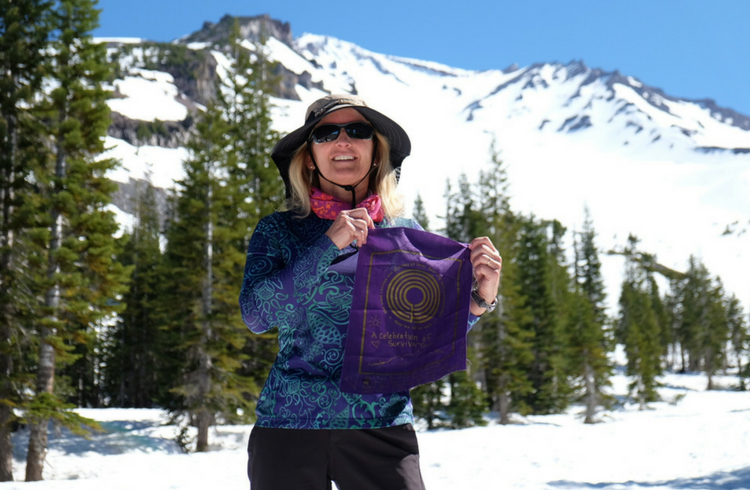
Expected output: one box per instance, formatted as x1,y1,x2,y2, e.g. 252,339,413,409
308,108,375,202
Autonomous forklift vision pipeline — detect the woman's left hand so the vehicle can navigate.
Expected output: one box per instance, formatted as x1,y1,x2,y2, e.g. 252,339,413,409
468,236,502,316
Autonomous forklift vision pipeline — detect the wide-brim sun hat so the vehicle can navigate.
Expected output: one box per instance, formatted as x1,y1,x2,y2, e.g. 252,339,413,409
271,94,411,195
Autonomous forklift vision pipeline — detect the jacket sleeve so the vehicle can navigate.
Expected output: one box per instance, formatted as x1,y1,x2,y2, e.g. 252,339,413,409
239,214,339,334
467,314,480,332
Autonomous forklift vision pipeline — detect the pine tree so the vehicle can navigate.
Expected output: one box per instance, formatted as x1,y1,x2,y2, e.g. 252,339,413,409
0,0,52,480
617,236,662,408
676,256,712,372
702,278,729,390
153,200,191,413
726,295,747,390
566,288,600,418
162,26,282,451
478,269,533,424
101,182,164,407
436,174,489,427
547,220,577,408
474,143,533,424
24,0,129,480
162,100,254,451
445,365,487,429
576,209,607,326
515,217,573,414
658,280,677,370
223,20,284,226
442,178,462,241
412,193,429,231
675,256,730,389
410,379,446,429
569,209,612,423
647,277,668,357
221,21,282,392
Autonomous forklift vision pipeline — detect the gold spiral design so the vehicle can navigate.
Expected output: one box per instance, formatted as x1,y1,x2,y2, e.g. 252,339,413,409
385,269,442,325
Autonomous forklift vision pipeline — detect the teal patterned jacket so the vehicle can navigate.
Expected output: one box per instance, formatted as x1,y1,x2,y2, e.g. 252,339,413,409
239,211,475,429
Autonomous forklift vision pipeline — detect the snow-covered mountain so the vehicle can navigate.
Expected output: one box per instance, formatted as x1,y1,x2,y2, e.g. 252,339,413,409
99,15,750,312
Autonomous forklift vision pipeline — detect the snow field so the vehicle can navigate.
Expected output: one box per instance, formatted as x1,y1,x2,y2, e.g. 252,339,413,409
6,369,750,489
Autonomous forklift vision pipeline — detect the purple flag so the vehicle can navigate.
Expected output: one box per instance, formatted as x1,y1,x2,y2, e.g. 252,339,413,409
341,227,472,394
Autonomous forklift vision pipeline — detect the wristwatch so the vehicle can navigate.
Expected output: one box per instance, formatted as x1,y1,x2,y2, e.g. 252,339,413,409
471,289,498,313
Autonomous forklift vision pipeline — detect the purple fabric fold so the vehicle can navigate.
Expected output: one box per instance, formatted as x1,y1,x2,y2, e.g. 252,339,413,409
341,227,472,394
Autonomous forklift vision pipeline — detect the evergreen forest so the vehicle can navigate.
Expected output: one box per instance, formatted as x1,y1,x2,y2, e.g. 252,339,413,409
1,1,748,482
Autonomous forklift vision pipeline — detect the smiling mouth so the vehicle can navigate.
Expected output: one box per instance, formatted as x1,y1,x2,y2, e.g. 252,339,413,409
333,155,356,161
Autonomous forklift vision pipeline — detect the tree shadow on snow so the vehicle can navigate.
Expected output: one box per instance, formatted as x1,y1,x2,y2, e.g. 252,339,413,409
11,419,182,462
548,466,750,490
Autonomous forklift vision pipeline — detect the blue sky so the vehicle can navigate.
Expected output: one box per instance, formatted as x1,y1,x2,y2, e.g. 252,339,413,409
95,0,750,116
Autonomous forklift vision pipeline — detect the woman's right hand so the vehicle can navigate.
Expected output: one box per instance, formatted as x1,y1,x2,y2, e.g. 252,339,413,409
325,208,375,249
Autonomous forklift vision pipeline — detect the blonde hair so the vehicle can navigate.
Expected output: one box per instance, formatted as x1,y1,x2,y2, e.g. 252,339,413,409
286,132,404,219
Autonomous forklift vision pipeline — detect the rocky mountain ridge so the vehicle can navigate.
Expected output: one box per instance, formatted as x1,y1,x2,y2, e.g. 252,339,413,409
100,15,750,310
103,15,750,156
178,14,294,49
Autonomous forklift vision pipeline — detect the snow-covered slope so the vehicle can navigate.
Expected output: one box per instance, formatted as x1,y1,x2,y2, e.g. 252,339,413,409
98,22,750,312
7,360,750,489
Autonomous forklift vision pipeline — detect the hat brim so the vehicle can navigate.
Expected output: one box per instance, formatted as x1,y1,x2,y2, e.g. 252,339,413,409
271,106,411,196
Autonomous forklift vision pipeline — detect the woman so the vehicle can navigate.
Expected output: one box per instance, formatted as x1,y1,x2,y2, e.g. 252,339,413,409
240,94,501,490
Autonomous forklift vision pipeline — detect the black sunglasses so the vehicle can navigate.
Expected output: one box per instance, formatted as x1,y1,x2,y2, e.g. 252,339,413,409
309,122,374,144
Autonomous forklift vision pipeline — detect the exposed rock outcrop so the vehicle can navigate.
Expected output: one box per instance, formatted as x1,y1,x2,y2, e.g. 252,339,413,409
108,112,192,149
111,177,169,229
178,14,293,49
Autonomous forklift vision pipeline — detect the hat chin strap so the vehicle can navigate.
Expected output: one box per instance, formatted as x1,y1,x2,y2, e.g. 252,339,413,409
307,140,378,210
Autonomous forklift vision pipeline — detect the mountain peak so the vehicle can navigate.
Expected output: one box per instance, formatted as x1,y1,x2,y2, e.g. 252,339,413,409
177,14,293,48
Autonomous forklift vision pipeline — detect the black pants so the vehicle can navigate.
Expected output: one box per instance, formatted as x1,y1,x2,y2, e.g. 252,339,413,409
247,425,426,490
